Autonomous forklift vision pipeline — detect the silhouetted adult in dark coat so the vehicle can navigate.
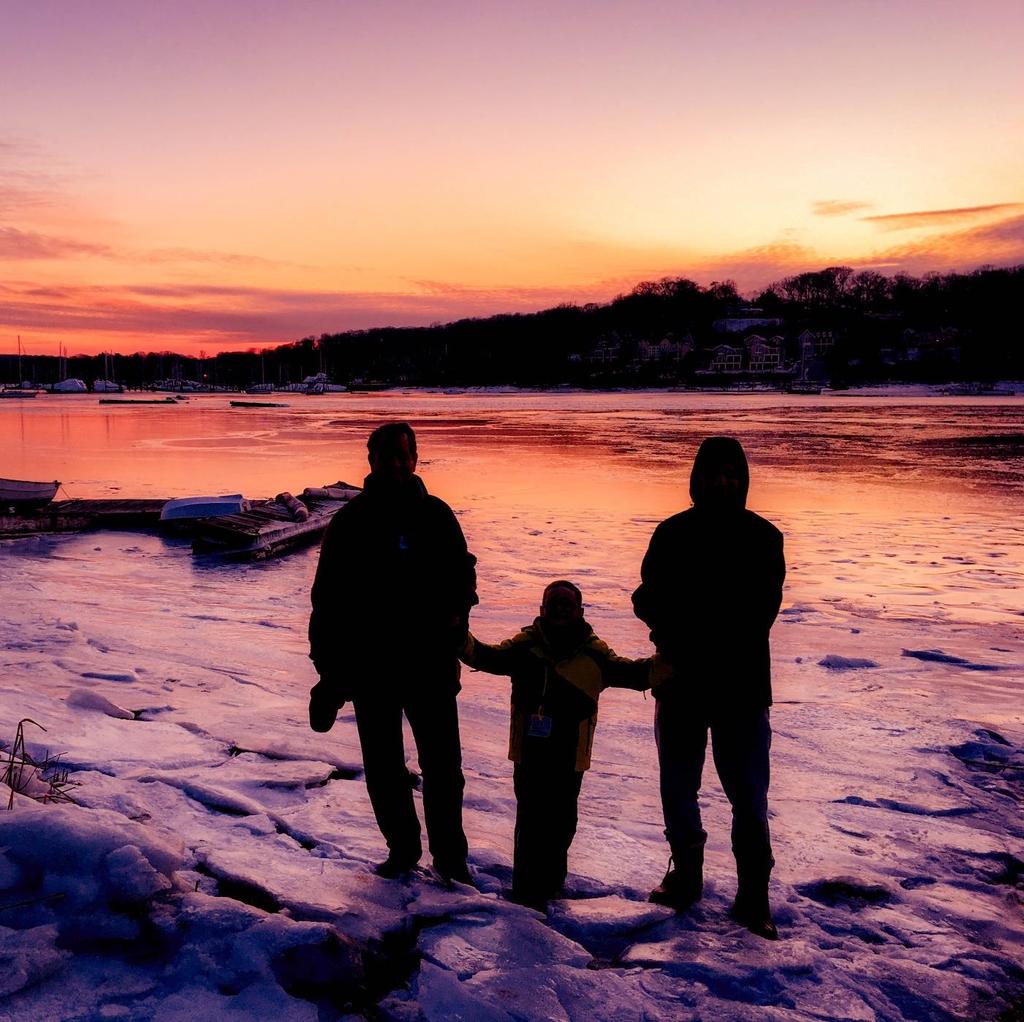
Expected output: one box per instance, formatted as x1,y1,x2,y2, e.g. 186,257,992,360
308,422,478,882
632,436,785,938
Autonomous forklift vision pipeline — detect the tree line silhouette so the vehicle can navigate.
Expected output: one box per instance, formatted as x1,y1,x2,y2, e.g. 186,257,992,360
3,265,1020,390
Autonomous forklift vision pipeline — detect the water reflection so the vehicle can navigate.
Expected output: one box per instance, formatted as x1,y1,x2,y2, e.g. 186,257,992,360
1,393,1021,522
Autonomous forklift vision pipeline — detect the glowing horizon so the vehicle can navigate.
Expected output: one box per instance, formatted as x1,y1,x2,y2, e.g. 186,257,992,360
2,0,1022,356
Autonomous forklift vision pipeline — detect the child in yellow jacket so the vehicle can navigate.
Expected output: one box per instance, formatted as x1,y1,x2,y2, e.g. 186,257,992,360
461,579,663,908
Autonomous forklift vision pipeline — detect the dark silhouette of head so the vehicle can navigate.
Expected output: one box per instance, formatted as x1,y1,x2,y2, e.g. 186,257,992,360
540,579,584,627
689,436,749,511
367,422,418,483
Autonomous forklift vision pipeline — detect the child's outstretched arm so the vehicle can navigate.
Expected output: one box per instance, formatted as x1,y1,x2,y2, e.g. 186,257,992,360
590,639,672,691
460,632,525,676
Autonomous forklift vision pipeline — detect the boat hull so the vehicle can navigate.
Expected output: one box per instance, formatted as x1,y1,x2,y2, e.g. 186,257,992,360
0,478,60,508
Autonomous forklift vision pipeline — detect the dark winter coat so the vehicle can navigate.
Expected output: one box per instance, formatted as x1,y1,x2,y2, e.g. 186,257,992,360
461,619,660,771
308,474,478,695
632,438,785,709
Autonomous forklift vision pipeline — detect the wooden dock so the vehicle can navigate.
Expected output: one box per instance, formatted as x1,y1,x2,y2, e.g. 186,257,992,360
1,485,359,560
191,488,358,560
0,499,168,537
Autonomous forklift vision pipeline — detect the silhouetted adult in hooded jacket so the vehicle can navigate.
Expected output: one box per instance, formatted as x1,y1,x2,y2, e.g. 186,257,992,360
308,422,478,883
632,436,785,939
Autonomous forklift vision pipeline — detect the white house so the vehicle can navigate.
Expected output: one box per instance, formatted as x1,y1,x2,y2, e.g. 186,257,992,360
637,336,693,362
708,344,743,372
746,336,783,372
798,329,834,357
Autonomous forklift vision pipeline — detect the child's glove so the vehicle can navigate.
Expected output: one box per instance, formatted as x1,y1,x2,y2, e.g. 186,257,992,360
308,676,349,733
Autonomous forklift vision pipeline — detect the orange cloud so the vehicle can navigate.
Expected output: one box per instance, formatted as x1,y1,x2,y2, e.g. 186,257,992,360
862,203,1022,231
812,200,873,217
872,212,1024,272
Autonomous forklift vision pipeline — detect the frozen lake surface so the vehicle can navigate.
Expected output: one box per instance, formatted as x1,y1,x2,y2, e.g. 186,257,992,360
1,391,1022,1020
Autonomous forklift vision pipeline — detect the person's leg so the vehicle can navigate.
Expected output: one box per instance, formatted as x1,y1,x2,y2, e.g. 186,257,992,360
651,700,708,909
404,688,469,878
651,697,709,906
511,760,555,906
352,693,422,869
655,698,709,854
709,707,773,877
550,769,585,894
710,707,776,938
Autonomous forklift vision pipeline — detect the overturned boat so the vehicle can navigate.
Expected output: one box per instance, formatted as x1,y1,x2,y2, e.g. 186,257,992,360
159,494,251,531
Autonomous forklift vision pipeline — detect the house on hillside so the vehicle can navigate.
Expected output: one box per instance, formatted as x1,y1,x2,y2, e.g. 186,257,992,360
798,329,835,358
745,335,783,372
588,338,621,364
637,335,694,362
708,344,743,372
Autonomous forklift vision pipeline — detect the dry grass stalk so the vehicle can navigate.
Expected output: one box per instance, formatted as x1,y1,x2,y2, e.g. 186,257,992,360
1,718,80,809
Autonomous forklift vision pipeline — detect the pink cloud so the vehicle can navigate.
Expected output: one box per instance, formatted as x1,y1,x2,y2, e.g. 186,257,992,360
0,226,113,260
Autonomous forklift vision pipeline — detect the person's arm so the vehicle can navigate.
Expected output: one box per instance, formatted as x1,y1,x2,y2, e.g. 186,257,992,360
308,514,351,678
630,525,665,630
460,632,524,676
588,639,656,691
763,531,786,629
631,522,691,660
738,527,786,630
437,501,479,618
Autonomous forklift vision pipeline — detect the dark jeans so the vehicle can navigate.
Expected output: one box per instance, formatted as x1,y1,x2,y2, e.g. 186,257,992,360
512,760,585,901
655,701,774,877
352,686,468,870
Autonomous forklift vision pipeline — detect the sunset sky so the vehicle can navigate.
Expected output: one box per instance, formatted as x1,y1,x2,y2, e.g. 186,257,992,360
2,0,1022,355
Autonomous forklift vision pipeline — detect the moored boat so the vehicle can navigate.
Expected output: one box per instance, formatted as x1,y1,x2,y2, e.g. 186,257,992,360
786,378,823,395
0,477,60,508
99,397,178,405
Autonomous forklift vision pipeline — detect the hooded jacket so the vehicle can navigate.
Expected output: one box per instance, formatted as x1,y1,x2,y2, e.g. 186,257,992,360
308,473,478,690
461,619,660,771
631,437,785,709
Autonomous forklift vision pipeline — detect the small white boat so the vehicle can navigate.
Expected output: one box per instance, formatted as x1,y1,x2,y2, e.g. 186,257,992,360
786,379,823,395
159,494,251,530
0,478,60,508
93,379,123,393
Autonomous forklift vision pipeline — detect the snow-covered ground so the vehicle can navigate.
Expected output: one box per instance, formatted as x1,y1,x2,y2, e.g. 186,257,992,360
1,394,1022,1020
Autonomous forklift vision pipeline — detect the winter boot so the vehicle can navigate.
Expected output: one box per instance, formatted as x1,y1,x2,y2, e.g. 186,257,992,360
730,869,778,940
374,849,421,879
649,848,704,911
433,859,474,886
